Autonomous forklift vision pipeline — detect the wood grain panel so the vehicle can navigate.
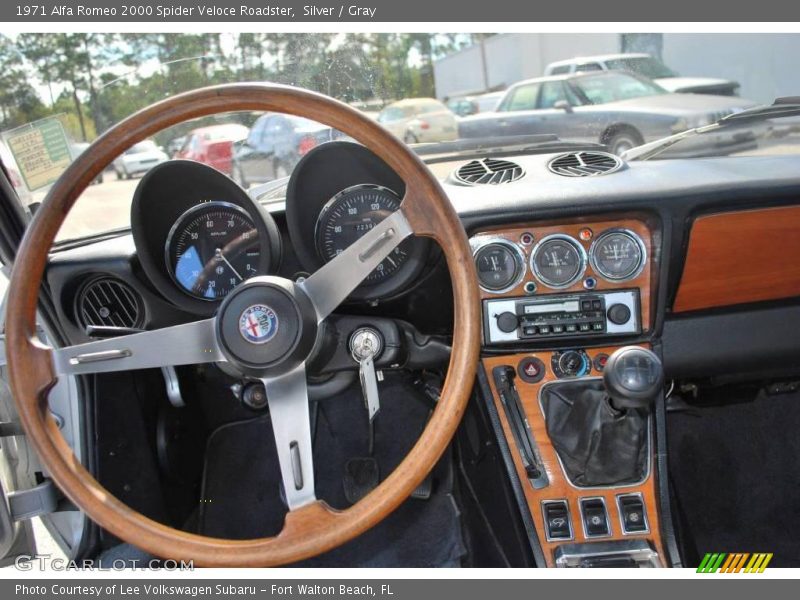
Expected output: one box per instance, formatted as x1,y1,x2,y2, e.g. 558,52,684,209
473,217,654,331
674,205,800,313
483,347,665,567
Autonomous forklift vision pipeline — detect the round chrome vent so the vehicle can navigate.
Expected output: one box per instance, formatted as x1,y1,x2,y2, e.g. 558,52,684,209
548,151,624,177
455,158,525,185
76,276,144,330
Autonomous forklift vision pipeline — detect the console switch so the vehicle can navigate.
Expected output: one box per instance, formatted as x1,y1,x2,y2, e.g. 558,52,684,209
542,500,572,541
580,498,610,537
618,494,649,534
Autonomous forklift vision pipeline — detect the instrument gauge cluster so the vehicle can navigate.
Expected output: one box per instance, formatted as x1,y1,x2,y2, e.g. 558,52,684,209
471,224,648,295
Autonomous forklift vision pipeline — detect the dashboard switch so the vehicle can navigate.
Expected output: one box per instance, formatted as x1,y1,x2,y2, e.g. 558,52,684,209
618,494,649,534
542,500,572,541
580,498,611,537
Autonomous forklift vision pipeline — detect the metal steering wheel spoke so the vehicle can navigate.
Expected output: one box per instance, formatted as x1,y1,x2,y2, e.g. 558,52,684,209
298,208,414,323
51,318,224,376
261,364,316,510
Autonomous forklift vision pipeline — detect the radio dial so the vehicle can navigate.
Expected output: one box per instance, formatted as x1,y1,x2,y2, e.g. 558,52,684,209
496,311,519,333
607,303,632,325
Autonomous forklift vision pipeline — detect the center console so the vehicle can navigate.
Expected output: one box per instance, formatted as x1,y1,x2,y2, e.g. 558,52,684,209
474,215,666,567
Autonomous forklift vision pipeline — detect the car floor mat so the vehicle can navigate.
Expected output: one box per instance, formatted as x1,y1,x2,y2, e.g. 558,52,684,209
198,373,467,567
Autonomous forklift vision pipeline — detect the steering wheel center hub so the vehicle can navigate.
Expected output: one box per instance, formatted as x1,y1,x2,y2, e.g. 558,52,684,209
216,276,318,375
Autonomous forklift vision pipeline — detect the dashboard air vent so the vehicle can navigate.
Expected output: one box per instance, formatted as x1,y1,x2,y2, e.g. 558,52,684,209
548,151,624,177
455,158,525,185
76,276,144,330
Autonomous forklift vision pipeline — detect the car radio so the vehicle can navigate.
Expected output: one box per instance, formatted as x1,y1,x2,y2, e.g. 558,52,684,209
483,290,640,345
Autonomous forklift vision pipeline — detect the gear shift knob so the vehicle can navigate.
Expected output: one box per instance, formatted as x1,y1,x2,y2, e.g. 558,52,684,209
603,346,664,411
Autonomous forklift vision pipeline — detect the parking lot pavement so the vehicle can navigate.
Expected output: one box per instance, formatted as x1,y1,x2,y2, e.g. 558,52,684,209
32,174,141,242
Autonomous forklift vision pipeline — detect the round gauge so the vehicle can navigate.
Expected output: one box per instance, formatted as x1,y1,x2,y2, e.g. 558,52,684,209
166,202,260,300
590,230,646,281
315,184,409,285
474,240,525,292
530,234,587,288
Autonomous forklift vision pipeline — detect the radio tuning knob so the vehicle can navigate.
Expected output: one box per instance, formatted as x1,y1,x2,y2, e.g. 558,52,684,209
496,312,519,333
607,303,632,325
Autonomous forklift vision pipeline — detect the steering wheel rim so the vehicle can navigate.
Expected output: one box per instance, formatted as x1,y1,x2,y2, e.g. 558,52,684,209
3,84,481,566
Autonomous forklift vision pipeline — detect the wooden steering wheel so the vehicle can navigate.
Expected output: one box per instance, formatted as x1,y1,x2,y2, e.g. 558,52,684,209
3,84,481,566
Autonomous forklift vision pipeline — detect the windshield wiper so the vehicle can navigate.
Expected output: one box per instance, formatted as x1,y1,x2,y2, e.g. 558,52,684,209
621,97,800,161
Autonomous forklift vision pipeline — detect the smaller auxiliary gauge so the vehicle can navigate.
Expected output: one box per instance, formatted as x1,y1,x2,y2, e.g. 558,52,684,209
551,349,592,378
473,239,526,293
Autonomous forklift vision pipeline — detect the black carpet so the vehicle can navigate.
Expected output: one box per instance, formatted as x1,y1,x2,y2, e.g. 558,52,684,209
199,373,466,567
667,389,800,567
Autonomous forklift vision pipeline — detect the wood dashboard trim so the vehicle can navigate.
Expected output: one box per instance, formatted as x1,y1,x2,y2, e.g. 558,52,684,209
673,205,800,313
483,348,665,567
474,217,655,332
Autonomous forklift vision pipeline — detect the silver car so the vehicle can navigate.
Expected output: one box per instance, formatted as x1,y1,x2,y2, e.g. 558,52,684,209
458,71,761,155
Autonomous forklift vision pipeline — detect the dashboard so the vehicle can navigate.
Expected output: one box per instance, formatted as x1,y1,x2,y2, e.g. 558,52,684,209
38,137,800,570
46,141,800,381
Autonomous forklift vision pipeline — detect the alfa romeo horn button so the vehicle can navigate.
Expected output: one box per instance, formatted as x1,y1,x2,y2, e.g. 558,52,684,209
238,304,279,344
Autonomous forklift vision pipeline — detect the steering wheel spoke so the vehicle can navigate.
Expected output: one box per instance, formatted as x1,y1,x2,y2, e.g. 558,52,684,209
52,318,223,376
298,208,414,323
261,364,316,510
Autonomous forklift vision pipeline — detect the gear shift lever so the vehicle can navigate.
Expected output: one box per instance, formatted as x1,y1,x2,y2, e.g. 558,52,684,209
603,346,664,412
541,346,663,487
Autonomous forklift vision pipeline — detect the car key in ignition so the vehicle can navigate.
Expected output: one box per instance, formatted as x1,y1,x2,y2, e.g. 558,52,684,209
350,327,384,422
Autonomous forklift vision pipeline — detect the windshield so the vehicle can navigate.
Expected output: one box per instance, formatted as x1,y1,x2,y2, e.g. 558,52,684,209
0,32,797,243
571,72,667,103
605,56,677,79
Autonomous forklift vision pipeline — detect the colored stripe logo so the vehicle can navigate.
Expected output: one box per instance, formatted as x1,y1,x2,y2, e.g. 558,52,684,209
697,553,773,573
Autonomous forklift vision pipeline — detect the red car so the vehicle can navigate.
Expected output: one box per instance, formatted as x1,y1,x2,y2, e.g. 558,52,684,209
174,123,249,175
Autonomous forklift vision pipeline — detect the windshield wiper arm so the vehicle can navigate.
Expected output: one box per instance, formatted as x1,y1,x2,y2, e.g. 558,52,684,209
621,97,800,162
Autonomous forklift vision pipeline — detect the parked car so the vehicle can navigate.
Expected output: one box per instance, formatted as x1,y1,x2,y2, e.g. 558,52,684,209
112,139,169,179
545,53,740,96
447,91,506,116
458,71,760,155
174,124,248,175
232,113,341,187
377,98,458,143
166,135,186,157
70,142,103,184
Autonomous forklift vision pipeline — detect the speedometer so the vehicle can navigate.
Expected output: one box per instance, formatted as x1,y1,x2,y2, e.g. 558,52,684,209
315,184,410,284
166,202,260,300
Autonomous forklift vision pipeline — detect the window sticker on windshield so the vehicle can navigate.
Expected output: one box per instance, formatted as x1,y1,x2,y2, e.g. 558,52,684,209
2,116,71,191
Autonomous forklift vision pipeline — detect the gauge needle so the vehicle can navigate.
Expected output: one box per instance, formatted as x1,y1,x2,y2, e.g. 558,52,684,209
216,248,243,281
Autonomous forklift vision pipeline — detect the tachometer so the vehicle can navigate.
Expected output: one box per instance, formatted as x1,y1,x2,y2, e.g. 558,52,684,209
315,184,410,284
589,229,646,281
166,202,260,300
530,234,587,288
